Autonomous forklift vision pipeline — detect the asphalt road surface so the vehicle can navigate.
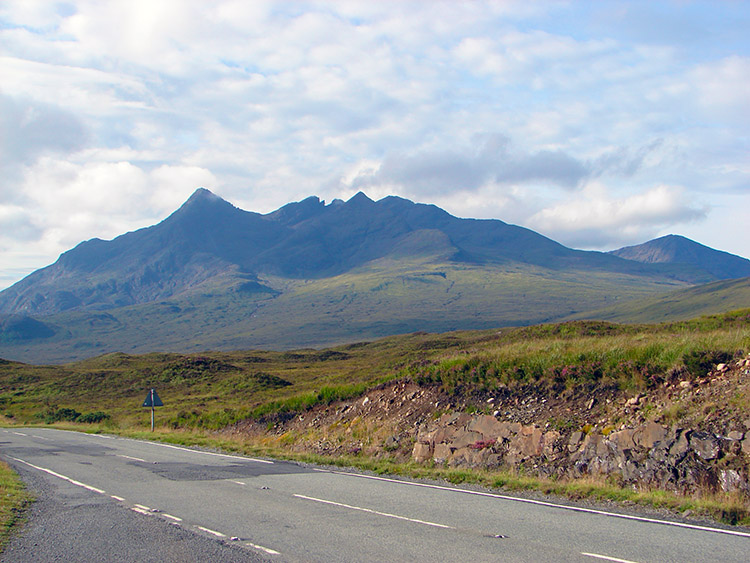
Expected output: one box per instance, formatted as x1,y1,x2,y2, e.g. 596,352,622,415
2,428,749,562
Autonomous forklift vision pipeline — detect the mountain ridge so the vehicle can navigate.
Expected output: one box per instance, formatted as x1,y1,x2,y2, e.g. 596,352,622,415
1,188,748,363
3,188,734,318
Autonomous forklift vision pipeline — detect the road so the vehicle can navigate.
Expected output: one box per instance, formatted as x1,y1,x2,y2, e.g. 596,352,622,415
2,428,749,562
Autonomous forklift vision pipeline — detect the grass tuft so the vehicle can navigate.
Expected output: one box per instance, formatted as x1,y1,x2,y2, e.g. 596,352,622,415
0,461,33,550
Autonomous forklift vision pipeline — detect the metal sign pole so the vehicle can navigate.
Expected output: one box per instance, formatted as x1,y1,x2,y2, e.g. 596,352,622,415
150,389,155,432
142,388,162,431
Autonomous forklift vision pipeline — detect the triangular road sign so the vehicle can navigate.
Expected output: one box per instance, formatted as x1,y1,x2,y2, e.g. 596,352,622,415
142,389,163,407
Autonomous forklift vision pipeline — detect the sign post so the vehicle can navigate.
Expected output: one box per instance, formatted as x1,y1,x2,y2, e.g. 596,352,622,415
142,388,163,431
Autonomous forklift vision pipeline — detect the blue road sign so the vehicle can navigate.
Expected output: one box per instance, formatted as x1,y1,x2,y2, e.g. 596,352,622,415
142,389,163,407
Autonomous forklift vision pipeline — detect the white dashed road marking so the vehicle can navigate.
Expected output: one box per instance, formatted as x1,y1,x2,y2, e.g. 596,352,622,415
582,553,640,563
117,454,147,462
197,525,226,538
246,541,281,555
293,493,454,529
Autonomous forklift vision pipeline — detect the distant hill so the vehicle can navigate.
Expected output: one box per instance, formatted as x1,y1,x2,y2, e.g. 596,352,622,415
610,234,750,280
0,189,746,363
566,276,750,324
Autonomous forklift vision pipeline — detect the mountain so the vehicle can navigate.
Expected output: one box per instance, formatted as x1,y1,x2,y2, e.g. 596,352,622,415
610,234,750,280
0,190,714,318
0,189,746,363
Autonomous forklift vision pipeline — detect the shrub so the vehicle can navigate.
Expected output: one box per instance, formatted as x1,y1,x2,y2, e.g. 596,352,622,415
682,350,732,379
42,407,81,423
77,411,110,424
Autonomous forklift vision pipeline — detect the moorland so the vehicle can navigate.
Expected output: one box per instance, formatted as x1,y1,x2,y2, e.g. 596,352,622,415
2,309,749,524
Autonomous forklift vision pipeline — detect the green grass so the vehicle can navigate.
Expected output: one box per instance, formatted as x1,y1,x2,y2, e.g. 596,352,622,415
1,310,748,430
567,277,750,324
0,461,32,550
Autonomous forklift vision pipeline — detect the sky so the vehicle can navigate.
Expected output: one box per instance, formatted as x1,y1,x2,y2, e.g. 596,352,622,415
1,1,749,290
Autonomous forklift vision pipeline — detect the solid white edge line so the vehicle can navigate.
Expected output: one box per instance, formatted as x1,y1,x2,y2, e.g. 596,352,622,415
315,468,750,539
68,479,106,494
196,526,226,538
131,507,151,515
294,493,454,529
134,504,151,511
9,457,105,494
15,427,270,464
246,541,281,555
142,441,273,464
582,553,640,563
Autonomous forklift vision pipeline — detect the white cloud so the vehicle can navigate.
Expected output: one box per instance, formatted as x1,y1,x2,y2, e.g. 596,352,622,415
8,158,216,258
0,94,88,178
344,134,589,195
527,183,707,249
689,55,750,125
0,0,748,288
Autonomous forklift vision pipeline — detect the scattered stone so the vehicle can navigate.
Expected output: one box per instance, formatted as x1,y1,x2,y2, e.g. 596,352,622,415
727,430,744,441
568,431,583,452
741,436,750,456
451,431,483,450
433,443,452,463
634,422,667,449
720,470,745,493
412,442,431,463
690,432,720,460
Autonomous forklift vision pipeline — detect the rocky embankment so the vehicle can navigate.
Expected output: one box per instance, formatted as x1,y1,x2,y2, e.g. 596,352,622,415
413,415,749,494
236,354,750,495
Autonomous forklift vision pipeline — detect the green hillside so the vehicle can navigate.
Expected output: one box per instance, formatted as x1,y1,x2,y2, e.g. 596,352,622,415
1,310,748,431
567,277,750,324
0,257,688,364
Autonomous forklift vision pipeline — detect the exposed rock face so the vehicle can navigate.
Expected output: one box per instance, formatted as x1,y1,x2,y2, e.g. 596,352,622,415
232,353,750,498
412,415,750,494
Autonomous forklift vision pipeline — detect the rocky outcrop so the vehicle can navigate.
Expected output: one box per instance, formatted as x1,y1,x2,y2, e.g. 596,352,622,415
234,352,750,499
412,414,750,494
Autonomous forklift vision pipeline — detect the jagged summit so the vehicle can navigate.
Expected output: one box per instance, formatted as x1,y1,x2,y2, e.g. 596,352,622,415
0,189,740,324
168,187,240,221
185,187,221,203
2,189,749,362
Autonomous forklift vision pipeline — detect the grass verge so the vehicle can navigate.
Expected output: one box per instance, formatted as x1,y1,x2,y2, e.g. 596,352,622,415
0,460,33,551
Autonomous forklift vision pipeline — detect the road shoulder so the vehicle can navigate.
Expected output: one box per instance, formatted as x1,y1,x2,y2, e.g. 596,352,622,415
1,458,268,563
